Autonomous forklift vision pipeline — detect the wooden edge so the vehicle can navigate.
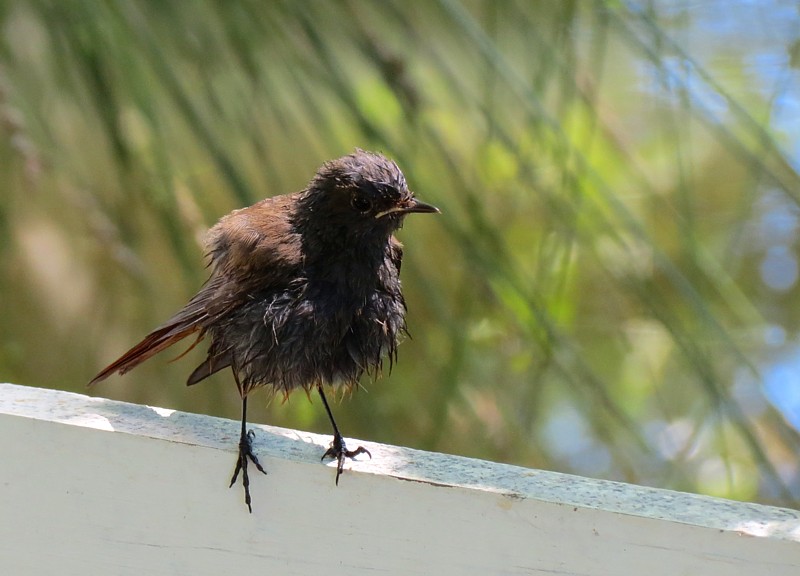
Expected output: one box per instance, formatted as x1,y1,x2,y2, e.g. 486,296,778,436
2,382,798,542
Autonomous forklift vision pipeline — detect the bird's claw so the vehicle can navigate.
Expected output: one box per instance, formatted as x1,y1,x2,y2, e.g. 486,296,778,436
230,428,267,513
321,433,372,485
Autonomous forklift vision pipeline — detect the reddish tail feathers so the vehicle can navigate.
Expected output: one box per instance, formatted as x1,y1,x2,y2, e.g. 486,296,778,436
89,309,206,386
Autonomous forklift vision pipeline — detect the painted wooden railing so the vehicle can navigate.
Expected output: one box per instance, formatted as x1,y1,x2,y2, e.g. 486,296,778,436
1,383,798,575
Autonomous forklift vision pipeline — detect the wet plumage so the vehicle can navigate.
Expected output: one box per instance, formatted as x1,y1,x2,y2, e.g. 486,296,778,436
90,150,439,511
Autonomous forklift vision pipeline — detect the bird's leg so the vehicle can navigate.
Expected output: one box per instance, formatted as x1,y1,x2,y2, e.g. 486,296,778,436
318,385,371,485
229,395,267,512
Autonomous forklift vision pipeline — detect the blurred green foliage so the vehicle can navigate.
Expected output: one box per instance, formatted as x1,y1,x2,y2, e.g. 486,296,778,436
2,0,800,506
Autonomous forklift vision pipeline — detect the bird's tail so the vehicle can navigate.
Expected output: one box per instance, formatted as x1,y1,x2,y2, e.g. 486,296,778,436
89,305,207,386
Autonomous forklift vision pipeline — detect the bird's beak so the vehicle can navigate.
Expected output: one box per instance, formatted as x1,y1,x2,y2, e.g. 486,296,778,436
375,198,440,219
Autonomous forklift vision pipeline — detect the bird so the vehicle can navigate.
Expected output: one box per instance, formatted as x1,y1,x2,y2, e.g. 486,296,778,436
90,149,439,511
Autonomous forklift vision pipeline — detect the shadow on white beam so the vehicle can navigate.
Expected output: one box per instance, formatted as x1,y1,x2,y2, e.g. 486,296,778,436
0,382,798,575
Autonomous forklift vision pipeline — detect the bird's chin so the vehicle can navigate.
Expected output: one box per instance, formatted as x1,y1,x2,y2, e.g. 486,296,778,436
385,213,406,232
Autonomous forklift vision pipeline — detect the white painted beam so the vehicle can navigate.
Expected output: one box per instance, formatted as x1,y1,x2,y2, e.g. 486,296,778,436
0,382,798,575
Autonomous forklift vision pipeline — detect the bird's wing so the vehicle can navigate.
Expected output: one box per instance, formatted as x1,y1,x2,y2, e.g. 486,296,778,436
90,194,303,386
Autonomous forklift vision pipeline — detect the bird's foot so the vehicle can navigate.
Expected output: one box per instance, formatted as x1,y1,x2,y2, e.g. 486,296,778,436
321,433,371,485
230,429,267,513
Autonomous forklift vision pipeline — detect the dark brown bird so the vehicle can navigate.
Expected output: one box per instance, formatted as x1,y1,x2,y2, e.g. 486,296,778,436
90,150,439,511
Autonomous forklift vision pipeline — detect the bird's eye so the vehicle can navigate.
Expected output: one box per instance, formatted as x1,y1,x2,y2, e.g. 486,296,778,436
350,194,372,213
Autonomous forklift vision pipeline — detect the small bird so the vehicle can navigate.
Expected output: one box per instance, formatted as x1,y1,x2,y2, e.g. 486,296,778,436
90,150,439,511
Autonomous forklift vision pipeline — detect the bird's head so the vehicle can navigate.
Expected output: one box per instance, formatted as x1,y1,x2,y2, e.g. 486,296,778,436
298,149,439,245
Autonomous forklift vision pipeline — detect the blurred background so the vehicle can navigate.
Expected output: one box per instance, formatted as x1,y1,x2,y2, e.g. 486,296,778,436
2,0,800,507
